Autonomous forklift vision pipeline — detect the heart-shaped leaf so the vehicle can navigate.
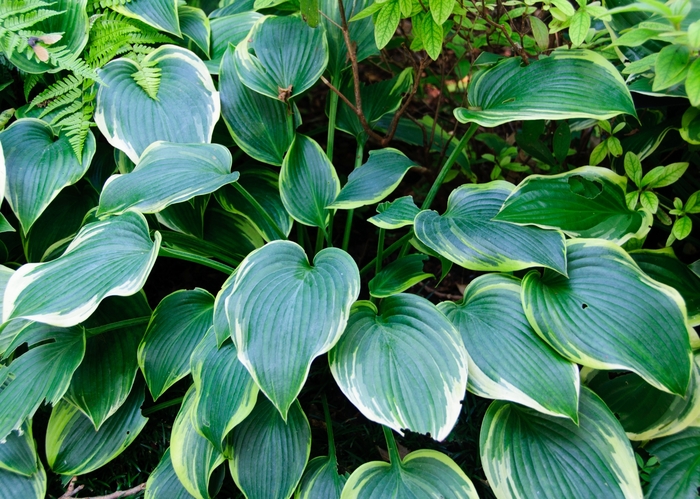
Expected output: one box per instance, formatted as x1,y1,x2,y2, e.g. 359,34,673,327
414,181,567,274
113,0,181,36
4,211,161,327
454,50,637,127
95,45,219,163
225,240,360,417
297,456,346,499
97,142,237,217
145,449,192,499
439,274,580,421
494,166,650,244
229,397,310,499
368,196,420,229
206,12,263,74
645,427,700,499
480,388,643,499
522,239,693,396
368,254,434,298
329,294,468,441
0,423,37,477
234,14,328,101
0,118,96,233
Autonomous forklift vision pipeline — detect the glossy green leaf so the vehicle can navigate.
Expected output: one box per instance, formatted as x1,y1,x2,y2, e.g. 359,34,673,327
281,134,340,229
145,449,194,499
233,14,328,101
341,448,479,498
0,324,85,440
156,195,208,239
296,456,346,499
440,274,579,421
230,397,311,499
429,0,453,25
645,426,700,499
138,288,214,400
652,45,690,92
374,0,400,50
206,13,263,74
95,45,219,163
329,294,468,440
179,6,210,56
418,12,443,60
368,196,420,229
686,58,700,107
368,255,433,298
320,0,376,78
225,240,360,417
97,142,237,217
0,423,37,477
0,461,46,499
170,387,224,499
190,330,259,452
494,166,650,244
46,382,148,475
4,211,161,327
113,0,181,36
522,239,693,396
480,388,643,499
328,149,416,209
0,118,96,233
454,50,636,127
414,181,567,274
569,10,591,46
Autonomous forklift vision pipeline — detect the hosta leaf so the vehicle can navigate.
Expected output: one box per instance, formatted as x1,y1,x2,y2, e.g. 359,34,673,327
156,195,208,239
206,13,263,74
280,134,340,229
320,0,377,78
297,456,346,499
454,50,636,127
230,397,311,499
480,388,643,499
138,289,214,400
414,181,567,274
494,166,650,244
368,255,433,298
439,274,579,421
329,294,468,441
0,118,96,233
171,387,224,499
190,330,259,452
179,6,210,57
4,211,161,327
145,449,194,499
586,354,700,441
225,240,360,417
328,149,416,209
0,423,37,476
0,461,46,499
522,239,693,396
46,382,148,475
97,142,237,217
630,248,700,327
233,14,329,101
220,46,296,166
0,324,85,440
368,196,420,229
645,427,700,499
113,0,181,36
95,45,219,163
341,448,479,498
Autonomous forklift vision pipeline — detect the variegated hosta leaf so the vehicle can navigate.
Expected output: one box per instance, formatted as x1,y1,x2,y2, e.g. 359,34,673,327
220,46,296,166
0,119,96,233
341,448,480,499
439,274,580,421
494,167,650,244
97,142,237,217
0,459,46,499
0,423,37,476
281,134,340,229
206,12,263,74
95,45,219,163
230,397,311,499
178,6,210,56
454,50,636,127
368,255,433,298
480,388,643,499
328,149,417,210
45,382,148,475
585,354,700,441
522,239,693,396
320,0,376,79
3,211,161,327
414,181,567,274
631,248,700,328
297,456,346,499
113,0,181,36
0,324,85,440
145,449,194,499
190,329,259,452
64,294,151,430
368,196,420,229
645,426,700,499
233,14,328,101
225,240,360,417
329,294,468,441
157,195,208,238
138,288,214,400
170,387,225,499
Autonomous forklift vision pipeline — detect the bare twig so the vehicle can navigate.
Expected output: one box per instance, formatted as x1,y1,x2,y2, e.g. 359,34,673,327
59,480,146,499
471,0,530,64
59,477,84,499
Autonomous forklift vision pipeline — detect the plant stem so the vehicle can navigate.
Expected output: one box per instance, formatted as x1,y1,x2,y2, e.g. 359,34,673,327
86,317,150,336
341,139,365,251
232,182,287,241
158,247,234,275
327,74,339,162
360,232,413,276
142,396,184,416
322,394,336,461
375,228,385,276
315,226,325,255
382,426,401,468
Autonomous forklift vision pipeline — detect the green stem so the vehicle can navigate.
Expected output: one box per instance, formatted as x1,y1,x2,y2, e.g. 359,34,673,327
86,317,151,336
322,394,336,461
341,140,365,252
158,247,234,275
360,232,413,276
315,226,325,255
286,103,295,141
382,426,401,468
232,183,287,241
142,396,184,416
375,228,385,276
326,75,339,162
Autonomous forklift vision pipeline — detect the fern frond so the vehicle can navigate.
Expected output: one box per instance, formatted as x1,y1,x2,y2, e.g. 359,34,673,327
23,73,41,100
44,97,82,121
46,47,100,81
58,101,94,159
90,0,132,8
131,63,160,100
0,1,55,20
29,73,82,108
2,9,63,31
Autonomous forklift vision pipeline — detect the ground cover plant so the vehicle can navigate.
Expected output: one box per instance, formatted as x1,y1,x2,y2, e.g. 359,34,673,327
0,0,699,497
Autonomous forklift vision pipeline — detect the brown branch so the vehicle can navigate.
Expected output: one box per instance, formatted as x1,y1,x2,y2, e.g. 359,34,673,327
380,56,429,146
471,0,530,64
59,479,146,499
59,477,84,499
